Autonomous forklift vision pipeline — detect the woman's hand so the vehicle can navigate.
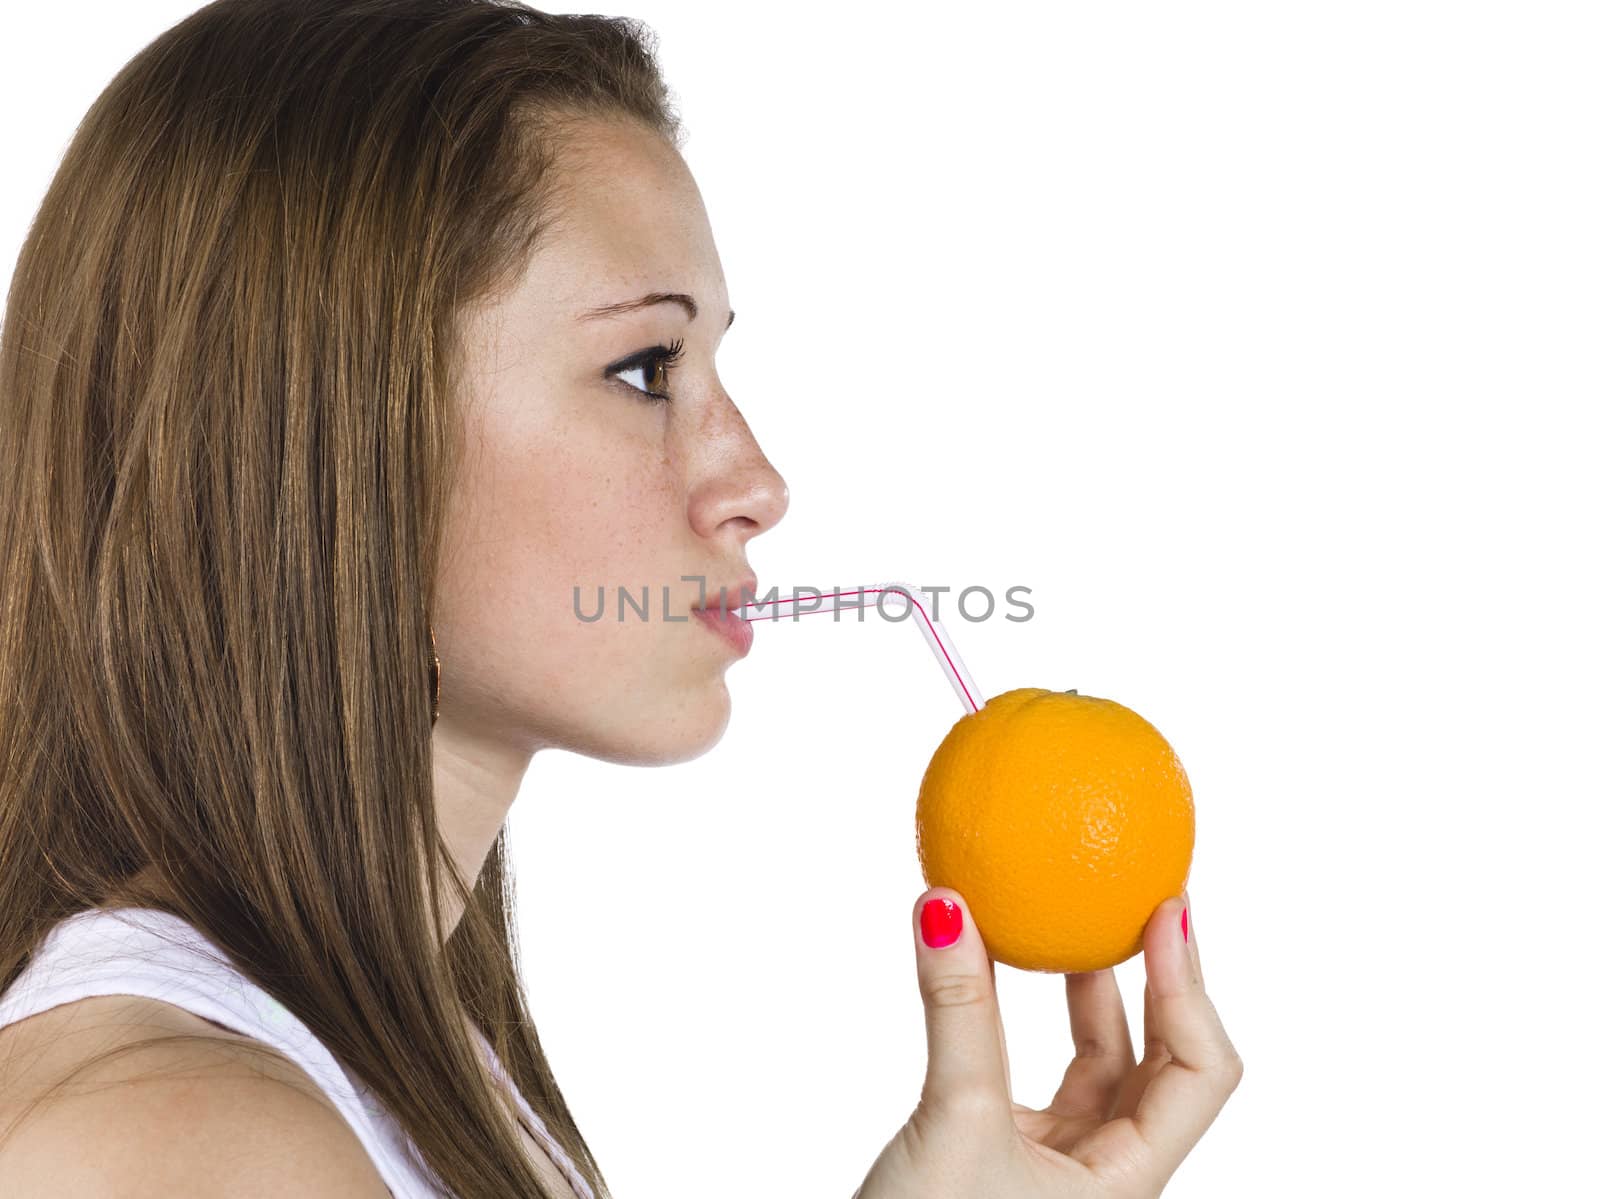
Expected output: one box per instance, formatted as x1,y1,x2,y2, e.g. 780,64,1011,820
852,888,1241,1198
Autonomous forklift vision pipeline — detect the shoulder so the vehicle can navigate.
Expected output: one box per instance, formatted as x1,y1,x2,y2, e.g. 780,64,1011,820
0,995,391,1197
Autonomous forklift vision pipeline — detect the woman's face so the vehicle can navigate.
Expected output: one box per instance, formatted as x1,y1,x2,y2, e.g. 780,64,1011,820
436,117,788,765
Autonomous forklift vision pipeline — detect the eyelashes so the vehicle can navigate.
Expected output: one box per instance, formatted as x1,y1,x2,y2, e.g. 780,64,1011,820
605,337,686,403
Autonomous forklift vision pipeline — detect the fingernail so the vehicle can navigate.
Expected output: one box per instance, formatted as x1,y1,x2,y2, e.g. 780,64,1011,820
920,897,962,948
1181,906,1189,944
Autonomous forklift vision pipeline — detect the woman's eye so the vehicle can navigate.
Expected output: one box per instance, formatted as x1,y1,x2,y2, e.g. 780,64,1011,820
606,338,685,403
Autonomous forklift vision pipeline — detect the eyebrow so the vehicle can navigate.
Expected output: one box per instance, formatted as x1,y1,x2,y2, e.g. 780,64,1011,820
577,292,735,330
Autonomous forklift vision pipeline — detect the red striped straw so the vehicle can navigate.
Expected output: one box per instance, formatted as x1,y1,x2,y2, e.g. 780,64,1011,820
733,582,985,714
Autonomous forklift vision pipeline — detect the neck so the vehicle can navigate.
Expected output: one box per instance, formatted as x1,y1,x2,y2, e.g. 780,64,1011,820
428,714,536,942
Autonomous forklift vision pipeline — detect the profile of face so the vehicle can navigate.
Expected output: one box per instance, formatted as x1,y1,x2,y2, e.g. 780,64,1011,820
435,117,789,766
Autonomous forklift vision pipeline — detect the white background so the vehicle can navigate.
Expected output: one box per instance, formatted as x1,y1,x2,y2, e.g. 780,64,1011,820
4,3,1596,1196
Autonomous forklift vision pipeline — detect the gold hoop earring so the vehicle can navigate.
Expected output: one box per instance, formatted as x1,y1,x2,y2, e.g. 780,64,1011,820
428,621,441,726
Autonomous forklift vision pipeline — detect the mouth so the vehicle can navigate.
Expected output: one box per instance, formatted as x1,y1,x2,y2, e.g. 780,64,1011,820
689,577,757,655
691,576,758,613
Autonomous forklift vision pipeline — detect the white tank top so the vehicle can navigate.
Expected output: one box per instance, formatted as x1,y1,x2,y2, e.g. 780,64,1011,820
0,906,595,1199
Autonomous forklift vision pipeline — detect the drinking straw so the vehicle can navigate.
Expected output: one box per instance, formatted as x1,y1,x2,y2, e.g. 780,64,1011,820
732,582,985,714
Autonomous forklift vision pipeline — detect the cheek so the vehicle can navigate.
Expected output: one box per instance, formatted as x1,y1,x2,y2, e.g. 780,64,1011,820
518,423,681,598
440,409,691,712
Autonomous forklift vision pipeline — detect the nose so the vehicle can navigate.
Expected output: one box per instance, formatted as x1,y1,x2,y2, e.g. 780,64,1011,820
687,406,790,544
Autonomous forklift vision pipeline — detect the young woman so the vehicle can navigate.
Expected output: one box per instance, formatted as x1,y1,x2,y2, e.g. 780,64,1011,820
0,2,1242,1196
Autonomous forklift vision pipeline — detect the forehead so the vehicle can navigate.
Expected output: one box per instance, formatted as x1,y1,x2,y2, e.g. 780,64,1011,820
533,118,724,307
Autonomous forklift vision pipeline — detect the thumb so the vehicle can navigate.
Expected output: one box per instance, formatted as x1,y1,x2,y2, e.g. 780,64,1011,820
913,888,1011,1123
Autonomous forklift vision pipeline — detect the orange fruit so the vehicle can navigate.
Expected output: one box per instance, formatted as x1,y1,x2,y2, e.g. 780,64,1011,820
915,687,1194,973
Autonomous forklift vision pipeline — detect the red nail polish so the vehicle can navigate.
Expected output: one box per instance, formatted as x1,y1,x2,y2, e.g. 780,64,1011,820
1181,907,1189,944
921,897,962,948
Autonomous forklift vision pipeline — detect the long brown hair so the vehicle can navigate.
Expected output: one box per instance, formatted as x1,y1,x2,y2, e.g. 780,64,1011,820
0,2,685,1193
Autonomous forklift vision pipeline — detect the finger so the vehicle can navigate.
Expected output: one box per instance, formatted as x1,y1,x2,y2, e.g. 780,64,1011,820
1105,891,1193,1124
989,953,1014,1099
912,888,1012,1130
1093,894,1243,1187
1045,968,1136,1121
1184,890,1206,990
1104,974,1163,1125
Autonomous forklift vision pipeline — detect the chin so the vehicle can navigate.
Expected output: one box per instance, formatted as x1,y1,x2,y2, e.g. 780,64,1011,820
578,681,733,767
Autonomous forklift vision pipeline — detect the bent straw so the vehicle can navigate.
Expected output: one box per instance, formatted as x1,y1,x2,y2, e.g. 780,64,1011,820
732,582,985,714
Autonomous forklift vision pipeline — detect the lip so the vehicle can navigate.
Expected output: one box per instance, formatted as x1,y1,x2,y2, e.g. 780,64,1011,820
691,604,754,656
692,576,758,612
